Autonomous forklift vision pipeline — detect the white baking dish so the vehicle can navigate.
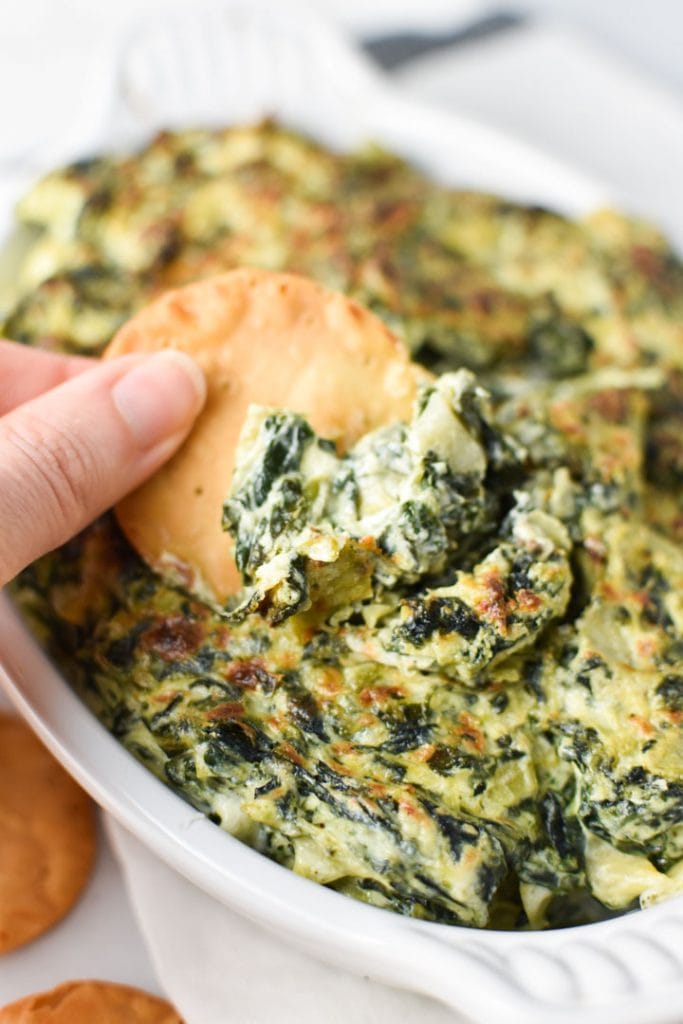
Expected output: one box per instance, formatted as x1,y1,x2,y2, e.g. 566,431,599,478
1,3,682,1021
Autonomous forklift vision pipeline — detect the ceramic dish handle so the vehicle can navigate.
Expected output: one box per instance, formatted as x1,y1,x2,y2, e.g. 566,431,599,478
116,0,385,142
402,915,683,1024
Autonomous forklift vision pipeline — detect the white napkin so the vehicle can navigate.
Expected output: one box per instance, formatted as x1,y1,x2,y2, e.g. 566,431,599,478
107,821,465,1024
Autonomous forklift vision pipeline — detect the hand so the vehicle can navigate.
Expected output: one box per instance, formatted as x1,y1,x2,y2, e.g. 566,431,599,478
0,339,206,587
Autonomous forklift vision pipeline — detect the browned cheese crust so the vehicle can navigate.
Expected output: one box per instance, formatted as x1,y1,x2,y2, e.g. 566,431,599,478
0,714,96,955
105,268,425,600
0,980,184,1023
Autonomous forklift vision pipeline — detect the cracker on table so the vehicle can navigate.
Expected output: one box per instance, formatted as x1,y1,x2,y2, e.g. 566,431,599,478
105,268,424,601
0,980,184,1023
0,714,96,955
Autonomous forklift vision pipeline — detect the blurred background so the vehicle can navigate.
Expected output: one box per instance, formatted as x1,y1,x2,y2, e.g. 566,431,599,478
1,0,682,243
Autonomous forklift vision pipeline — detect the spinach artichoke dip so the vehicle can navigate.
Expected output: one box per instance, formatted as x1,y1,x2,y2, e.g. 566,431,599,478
7,121,683,931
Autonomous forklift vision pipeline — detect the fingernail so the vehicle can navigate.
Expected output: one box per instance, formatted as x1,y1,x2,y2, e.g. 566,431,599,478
111,350,207,447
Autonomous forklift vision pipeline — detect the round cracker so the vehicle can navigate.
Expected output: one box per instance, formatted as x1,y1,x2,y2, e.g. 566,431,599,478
0,980,184,1023
105,268,423,600
0,714,96,955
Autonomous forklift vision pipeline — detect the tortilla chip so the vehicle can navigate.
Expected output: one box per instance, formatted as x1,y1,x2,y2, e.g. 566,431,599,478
105,268,423,600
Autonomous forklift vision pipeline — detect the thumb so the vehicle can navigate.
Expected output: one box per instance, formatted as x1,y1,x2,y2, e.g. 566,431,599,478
0,350,206,586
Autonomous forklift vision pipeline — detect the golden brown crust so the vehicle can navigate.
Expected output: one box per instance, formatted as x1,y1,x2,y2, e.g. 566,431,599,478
105,268,424,599
0,715,96,955
0,980,184,1023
